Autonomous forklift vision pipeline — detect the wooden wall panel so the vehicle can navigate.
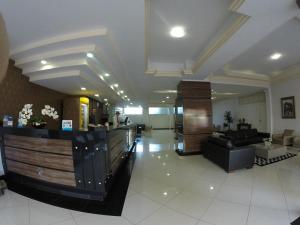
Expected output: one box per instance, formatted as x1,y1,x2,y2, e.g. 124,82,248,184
5,147,74,172
6,160,76,187
175,81,212,154
4,135,72,156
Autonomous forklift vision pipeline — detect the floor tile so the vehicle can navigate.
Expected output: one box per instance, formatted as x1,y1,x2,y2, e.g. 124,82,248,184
166,191,213,219
74,214,132,225
202,199,249,225
216,184,251,205
29,200,72,225
247,206,290,225
122,193,161,224
137,206,198,225
0,206,29,225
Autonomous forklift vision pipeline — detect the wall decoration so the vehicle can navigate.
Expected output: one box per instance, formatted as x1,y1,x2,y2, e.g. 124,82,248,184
281,96,296,119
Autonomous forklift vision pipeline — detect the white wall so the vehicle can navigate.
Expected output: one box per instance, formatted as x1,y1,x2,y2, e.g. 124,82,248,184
271,76,300,135
212,92,268,132
212,98,239,129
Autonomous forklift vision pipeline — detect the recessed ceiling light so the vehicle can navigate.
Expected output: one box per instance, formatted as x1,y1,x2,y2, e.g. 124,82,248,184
120,90,124,94
270,53,282,60
104,73,110,77
86,52,94,58
170,26,186,38
41,60,47,65
166,96,170,99
94,94,99,97
162,100,165,103
114,84,119,88
110,85,114,90
81,87,86,91
99,75,104,81
124,95,128,98
104,98,108,101
130,102,133,105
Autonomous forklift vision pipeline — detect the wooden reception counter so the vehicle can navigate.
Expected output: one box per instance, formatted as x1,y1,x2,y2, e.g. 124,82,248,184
0,125,136,201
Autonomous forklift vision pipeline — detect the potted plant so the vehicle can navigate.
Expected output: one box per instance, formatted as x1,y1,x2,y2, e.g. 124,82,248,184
224,111,233,130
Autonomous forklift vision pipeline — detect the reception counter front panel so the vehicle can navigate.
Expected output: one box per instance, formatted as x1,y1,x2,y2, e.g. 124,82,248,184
0,125,136,201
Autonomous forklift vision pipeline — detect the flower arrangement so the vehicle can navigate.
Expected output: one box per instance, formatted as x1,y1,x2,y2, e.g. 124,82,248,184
18,104,59,128
41,105,59,120
18,104,33,126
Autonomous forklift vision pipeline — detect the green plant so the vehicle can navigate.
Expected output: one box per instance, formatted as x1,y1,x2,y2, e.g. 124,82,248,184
224,111,233,130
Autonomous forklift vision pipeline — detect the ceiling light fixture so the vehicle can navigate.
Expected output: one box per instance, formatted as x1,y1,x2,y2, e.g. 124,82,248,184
162,100,165,103
120,90,124,94
94,94,99,97
104,98,108,101
99,75,104,81
170,26,186,38
41,60,47,65
127,99,130,101
114,84,119,88
130,102,133,105
166,96,170,99
86,52,94,58
104,73,110,77
124,95,128,98
270,53,282,60
81,87,86,91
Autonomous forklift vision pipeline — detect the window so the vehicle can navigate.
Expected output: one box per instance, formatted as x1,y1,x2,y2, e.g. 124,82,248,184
124,107,143,115
149,107,174,115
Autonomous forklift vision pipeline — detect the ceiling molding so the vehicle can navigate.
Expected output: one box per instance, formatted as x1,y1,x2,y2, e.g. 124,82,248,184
271,63,300,83
29,70,80,82
11,28,107,56
15,45,96,66
206,73,270,88
23,59,86,74
223,68,270,81
229,0,246,12
192,14,249,74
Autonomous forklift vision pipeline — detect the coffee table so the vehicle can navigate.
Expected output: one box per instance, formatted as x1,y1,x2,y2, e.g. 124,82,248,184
252,143,287,160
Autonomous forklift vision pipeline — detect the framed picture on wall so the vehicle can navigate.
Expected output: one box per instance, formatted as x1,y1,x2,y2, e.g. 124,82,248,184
281,96,296,119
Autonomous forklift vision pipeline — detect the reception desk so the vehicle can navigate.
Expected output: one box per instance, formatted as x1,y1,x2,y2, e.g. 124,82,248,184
0,125,136,201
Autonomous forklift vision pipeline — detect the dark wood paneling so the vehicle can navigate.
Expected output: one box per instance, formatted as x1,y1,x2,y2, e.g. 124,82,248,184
184,134,211,153
6,160,76,187
4,135,72,155
175,81,212,154
178,81,211,99
5,147,74,172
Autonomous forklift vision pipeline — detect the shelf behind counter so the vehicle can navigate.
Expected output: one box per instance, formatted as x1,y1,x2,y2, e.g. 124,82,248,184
0,124,137,201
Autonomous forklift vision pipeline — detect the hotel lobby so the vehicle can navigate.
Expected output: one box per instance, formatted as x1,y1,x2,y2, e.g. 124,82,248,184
1,0,300,225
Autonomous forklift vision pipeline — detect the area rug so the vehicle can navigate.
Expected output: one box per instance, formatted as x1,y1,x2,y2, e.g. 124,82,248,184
255,152,297,166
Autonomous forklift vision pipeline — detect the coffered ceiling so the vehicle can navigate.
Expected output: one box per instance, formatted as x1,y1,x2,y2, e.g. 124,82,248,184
0,0,299,106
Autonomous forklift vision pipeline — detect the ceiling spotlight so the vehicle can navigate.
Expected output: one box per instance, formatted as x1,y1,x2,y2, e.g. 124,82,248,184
110,85,114,90
81,87,86,91
170,26,186,38
41,60,47,65
120,90,124,94
99,75,104,81
114,84,119,88
104,98,108,101
166,96,170,99
104,73,110,77
270,53,282,60
124,95,128,98
86,52,94,58
94,94,99,97
162,100,165,103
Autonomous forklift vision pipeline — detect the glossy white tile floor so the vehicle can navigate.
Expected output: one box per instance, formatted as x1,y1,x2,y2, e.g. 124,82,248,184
1,130,300,225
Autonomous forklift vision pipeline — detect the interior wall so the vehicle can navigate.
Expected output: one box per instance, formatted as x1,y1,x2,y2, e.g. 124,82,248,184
212,92,267,132
212,98,239,129
271,76,300,135
0,60,67,129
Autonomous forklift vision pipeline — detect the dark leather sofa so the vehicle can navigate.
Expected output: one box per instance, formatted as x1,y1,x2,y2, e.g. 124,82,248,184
202,129,266,172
